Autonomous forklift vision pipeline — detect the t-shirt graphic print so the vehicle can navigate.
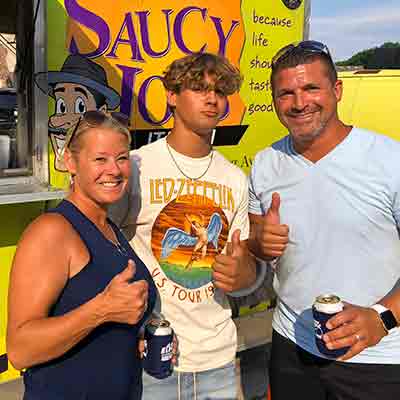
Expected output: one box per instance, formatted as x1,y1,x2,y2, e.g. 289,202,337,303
151,195,229,290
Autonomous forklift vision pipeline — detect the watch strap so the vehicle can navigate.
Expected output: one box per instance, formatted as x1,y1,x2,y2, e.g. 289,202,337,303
371,304,397,333
371,304,387,314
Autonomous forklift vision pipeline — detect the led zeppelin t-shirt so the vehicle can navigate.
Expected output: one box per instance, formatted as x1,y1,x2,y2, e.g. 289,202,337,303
109,137,249,372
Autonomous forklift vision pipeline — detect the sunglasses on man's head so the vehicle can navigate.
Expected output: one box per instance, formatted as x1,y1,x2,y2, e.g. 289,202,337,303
271,40,332,67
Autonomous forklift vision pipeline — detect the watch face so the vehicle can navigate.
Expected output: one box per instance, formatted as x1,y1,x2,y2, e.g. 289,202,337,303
381,310,398,331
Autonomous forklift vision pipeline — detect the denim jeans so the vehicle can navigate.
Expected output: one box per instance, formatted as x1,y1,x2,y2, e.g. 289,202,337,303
142,361,237,400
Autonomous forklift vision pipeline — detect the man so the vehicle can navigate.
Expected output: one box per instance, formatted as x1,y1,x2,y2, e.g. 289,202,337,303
248,40,400,400
110,53,257,399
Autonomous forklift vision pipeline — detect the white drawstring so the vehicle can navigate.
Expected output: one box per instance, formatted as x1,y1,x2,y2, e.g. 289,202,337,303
194,371,197,400
177,370,199,399
178,371,181,400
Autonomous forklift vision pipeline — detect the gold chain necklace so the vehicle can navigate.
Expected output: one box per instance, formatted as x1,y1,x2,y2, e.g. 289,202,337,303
166,140,214,181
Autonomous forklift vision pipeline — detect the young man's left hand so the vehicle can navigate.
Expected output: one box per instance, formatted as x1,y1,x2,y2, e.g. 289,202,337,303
212,229,256,292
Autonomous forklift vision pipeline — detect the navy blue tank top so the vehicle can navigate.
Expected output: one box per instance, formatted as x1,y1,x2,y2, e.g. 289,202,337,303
23,200,157,400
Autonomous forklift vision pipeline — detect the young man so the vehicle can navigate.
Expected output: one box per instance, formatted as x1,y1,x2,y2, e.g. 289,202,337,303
248,41,400,400
110,53,256,399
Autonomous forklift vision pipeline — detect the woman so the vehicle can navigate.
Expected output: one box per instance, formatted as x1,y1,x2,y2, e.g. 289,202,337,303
7,111,156,400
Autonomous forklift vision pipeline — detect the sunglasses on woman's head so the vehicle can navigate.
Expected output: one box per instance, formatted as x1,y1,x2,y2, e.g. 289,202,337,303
63,111,129,150
58,111,130,162
84,110,130,128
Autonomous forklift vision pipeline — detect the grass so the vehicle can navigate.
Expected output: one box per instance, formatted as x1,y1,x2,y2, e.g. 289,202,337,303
160,261,212,289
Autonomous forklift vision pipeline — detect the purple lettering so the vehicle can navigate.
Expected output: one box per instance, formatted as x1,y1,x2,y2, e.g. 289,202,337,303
209,17,240,56
138,76,172,125
116,64,143,119
136,9,173,58
106,13,144,61
65,0,111,57
219,100,230,121
174,7,207,55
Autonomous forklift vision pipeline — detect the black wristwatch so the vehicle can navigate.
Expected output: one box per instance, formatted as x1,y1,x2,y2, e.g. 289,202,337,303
371,304,398,333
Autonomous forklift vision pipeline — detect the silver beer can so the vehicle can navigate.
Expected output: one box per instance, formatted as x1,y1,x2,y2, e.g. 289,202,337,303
313,294,348,357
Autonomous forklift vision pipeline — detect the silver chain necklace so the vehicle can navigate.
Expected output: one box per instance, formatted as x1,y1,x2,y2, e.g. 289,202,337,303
166,140,214,181
107,223,128,255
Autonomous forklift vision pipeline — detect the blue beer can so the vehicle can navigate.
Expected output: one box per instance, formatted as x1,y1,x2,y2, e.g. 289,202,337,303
313,294,349,358
142,318,173,379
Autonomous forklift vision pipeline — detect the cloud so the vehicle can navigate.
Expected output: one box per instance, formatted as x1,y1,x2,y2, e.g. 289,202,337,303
310,6,400,60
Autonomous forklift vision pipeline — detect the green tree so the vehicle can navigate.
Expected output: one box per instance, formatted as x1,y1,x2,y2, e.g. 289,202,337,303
336,42,400,67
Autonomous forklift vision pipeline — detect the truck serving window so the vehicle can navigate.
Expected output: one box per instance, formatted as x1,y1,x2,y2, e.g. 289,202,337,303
0,0,64,204
0,6,17,173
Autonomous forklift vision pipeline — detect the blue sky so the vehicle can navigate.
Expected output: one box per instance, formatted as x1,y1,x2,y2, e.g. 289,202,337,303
309,0,400,61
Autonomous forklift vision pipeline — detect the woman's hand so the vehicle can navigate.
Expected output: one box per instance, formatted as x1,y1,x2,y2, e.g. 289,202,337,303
99,260,149,325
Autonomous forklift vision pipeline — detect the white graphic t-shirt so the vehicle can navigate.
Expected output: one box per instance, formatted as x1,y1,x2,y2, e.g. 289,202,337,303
110,137,249,372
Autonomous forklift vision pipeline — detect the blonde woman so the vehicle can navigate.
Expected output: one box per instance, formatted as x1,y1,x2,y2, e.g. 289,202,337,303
7,111,156,400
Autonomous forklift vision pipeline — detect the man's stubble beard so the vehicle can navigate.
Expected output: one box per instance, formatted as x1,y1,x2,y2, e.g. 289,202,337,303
291,122,326,146
289,109,332,147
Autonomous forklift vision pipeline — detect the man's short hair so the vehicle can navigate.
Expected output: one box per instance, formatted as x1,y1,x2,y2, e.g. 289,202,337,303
162,53,242,96
271,50,338,92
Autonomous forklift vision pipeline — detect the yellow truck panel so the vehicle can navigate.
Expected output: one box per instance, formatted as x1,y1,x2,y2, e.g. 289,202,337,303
338,70,400,141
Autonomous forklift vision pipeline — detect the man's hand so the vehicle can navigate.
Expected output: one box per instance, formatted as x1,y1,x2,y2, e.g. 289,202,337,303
323,302,387,361
251,192,289,261
212,229,256,293
100,260,149,325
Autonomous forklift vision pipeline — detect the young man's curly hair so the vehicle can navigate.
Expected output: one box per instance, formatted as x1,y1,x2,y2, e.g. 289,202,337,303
162,53,242,96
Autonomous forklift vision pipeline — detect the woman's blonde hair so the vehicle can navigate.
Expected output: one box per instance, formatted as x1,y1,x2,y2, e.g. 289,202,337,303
57,111,131,170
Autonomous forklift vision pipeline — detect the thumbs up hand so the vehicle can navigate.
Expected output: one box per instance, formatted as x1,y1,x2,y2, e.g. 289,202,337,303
253,192,289,261
99,259,149,325
265,192,281,225
212,229,257,293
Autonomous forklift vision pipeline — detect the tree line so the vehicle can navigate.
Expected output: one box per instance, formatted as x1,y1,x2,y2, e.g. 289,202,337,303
336,42,400,68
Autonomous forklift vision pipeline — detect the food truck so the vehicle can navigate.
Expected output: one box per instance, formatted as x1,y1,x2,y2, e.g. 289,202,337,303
338,68,400,138
0,0,312,383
